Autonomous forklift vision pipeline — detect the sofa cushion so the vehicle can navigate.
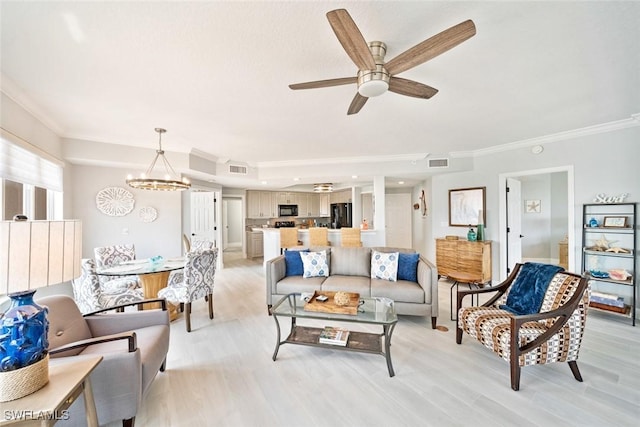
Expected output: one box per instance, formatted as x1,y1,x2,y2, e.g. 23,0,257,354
330,247,370,276
300,251,329,278
321,275,371,296
397,253,419,282
276,275,326,295
371,278,425,303
284,249,308,276
371,251,399,281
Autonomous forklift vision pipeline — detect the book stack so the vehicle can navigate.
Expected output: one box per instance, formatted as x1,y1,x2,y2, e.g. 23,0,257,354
589,291,628,314
319,326,350,346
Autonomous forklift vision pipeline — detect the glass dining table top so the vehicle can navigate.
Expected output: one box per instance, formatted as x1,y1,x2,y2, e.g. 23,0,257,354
96,257,185,276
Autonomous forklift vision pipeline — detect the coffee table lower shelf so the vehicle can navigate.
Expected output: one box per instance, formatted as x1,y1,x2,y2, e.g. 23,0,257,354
272,324,396,377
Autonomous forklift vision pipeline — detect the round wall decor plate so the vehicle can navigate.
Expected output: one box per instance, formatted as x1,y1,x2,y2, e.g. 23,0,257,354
139,206,158,223
96,187,135,216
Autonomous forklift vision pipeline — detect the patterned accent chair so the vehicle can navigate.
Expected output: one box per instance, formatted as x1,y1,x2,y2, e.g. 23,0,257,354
456,263,590,391
167,240,215,288
158,248,217,332
94,244,140,291
72,258,144,314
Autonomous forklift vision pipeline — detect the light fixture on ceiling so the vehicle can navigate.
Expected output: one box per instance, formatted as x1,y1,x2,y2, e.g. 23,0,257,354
126,128,190,191
313,183,333,193
357,42,390,98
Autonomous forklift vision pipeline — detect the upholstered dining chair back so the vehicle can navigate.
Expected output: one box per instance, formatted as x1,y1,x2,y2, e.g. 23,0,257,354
309,227,329,246
72,258,143,314
158,248,218,332
38,294,169,427
340,227,362,247
182,234,191,253
191,239,215,252
94,244,136,268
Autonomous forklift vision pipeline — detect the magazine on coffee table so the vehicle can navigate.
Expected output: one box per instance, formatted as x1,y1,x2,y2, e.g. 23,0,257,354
319,326,350,346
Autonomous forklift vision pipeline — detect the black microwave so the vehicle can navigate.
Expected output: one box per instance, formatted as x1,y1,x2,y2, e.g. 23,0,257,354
278,204,298,217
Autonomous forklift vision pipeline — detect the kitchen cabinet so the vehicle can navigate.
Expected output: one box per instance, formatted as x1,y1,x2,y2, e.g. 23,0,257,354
319,193,330,217
582,202,636,325
436,238,492,284
296,193,309,217
277,192,297,204
247,191,276,219
330,190,351,204
247,231,264,259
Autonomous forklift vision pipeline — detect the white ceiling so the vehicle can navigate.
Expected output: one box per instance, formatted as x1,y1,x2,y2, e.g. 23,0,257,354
1,1,639,190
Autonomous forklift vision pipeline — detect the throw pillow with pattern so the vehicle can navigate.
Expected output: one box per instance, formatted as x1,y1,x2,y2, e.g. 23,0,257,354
300,250,329,278
371,250,399,282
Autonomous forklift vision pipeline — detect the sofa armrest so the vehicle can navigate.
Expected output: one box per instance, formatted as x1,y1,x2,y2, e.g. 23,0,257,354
85,308,170,337
266,255,286,305
417,256,438,310
50,331,137,356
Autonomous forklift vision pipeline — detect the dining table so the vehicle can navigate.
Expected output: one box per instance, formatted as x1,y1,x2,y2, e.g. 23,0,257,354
96,257,185,321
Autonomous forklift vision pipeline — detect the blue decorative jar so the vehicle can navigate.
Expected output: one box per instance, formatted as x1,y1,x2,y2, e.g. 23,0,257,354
0,290,49,372
467,227,477,241
589,218,598,228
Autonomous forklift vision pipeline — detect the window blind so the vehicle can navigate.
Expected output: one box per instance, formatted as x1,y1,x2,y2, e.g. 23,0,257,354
0,131,63,192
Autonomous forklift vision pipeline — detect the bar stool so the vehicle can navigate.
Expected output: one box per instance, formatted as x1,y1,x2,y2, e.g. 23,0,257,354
279,228,299,253
309,227,329,246
340,228,362,247
448,271,484,321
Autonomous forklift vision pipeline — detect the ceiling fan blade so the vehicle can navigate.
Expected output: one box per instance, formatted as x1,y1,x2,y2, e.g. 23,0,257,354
289,77,357,90
385,20,476,75
326,9,377,71
388,77,438,99
347,93,368,115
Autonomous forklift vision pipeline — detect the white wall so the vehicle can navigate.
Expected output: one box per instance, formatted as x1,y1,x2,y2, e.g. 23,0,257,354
70,164,182,259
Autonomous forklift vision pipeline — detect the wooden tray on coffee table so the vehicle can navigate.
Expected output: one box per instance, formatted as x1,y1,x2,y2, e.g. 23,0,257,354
304,291,360,315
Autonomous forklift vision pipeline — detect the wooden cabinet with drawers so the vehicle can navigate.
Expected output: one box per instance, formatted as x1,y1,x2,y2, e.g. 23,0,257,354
435,238,492,283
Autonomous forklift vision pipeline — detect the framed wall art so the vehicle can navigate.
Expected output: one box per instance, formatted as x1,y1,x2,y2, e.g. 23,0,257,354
525,200,541,213
448,187,486,227
603,216,627,228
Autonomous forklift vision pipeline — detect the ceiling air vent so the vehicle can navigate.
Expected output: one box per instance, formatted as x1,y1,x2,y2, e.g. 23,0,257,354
428,158,449,168
228,164,248,175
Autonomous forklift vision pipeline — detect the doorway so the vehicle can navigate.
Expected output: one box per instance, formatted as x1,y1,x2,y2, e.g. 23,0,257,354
498,166,575,281
222,198,243,251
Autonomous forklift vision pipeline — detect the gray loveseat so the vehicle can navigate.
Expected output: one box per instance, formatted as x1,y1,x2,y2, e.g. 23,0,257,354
266,246,438,328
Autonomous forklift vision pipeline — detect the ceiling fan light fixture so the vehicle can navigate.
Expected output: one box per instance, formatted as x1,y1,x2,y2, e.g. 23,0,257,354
126,128,191,191
357,64,390,97
313,183,333,193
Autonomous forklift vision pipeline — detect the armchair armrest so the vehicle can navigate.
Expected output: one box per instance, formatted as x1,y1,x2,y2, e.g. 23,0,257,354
85,302,170,337
84,298,167,315
50,331,137,356
456,265,522,315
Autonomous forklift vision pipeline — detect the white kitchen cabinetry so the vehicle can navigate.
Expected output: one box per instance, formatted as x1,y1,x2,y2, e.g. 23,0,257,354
296,193,309,217
247,191,276,219
277,192,296,204
330,190,351,204
319,193,330,217
247,231,264,259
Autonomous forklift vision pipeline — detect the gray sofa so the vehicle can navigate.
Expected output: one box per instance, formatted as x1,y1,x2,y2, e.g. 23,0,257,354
266,246,438,328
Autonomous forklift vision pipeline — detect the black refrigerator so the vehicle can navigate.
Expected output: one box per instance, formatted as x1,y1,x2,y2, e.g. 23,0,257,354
330,203,352,228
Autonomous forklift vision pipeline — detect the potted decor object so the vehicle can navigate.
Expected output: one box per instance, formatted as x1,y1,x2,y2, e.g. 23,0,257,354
0,290,50,402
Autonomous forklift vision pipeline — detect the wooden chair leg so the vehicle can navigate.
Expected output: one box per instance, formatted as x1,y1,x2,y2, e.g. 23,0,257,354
568,360,583,382
267,304,272,316
431,316,437,329
510,361,521,391
160,358,166,372
456,327,463,344
123,417,135,427
179,302,184,313
208,293,214,319
185,302,192,333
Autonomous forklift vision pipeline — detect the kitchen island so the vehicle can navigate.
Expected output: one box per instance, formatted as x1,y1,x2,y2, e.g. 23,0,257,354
260,228,382,266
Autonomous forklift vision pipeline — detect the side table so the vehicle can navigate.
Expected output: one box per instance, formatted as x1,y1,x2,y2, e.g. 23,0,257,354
448,271,487,321
0,355,102,427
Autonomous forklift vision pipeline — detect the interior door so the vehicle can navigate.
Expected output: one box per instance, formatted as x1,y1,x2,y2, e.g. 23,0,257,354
190,191,217,247
385,193,412,248
506,177,522,274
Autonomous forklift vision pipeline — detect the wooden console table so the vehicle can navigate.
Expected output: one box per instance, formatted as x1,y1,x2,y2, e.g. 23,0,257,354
0,355,102,427
436,238,492,283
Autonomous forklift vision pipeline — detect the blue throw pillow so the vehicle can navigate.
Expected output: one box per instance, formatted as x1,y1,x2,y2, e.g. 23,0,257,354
500,262,564,315
397,252,419,282
284,250,308,276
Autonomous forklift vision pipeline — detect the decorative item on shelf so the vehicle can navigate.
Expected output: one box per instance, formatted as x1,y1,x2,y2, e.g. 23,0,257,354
96,187,135,216
0,219,82,402
126,128,190,191
593,193,628,204
333,291,351,307
605,247,631,254
467,227,477,241
608,269,631,281
360,219,368,230
588,217,599,228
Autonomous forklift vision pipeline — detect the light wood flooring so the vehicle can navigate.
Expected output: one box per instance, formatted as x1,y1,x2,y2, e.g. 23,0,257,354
121,252,640,427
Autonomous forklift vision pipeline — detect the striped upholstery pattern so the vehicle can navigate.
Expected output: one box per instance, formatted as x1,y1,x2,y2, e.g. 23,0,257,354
459,272,589,368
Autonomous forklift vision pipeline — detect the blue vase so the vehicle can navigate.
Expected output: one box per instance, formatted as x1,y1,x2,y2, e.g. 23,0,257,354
589,218,598,228
0,290,49,372
467,228,477,241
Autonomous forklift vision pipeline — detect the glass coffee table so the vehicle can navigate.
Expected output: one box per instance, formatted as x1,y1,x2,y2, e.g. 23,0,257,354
270,293,398,377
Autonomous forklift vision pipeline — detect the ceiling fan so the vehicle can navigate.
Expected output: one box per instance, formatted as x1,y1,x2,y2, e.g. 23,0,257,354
289,9,476,115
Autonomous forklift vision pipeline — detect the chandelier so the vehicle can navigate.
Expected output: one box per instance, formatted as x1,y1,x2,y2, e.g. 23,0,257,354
126,128,190,191
313,183,333,192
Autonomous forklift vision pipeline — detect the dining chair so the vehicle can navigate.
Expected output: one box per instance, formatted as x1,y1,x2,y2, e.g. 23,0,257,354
93,244,140,291
158,248,217,332
340,227,362,247
309,227,329,246
71,258,144,314
182,234,191,253
191,239,215,251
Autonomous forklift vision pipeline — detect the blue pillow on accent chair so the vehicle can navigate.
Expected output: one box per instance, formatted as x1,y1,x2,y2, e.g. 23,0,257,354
397,252,420,282
500,262,564,315
284,250,309,276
